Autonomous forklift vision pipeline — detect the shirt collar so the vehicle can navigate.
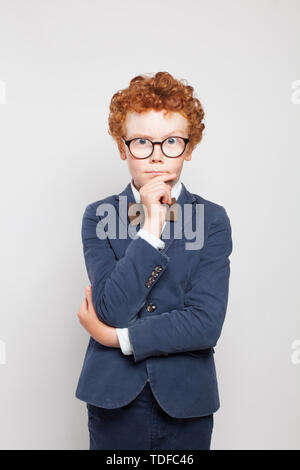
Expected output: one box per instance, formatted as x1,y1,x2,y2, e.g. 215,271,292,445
130,178,182,203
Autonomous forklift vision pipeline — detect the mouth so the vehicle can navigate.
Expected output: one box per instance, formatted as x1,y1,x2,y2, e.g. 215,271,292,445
145,171,169,174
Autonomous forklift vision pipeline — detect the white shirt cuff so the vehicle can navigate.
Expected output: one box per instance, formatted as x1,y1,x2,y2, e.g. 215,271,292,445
136,228,165,251
116,328,133,355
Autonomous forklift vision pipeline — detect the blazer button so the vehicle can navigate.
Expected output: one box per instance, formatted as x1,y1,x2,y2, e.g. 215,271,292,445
154,265,162,272
147,303,157,312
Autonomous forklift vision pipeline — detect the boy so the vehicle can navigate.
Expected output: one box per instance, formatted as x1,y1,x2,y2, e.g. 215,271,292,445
75,72,233,450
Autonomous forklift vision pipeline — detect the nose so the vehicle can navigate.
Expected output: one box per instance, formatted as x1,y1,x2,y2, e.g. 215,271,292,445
149,143,165,162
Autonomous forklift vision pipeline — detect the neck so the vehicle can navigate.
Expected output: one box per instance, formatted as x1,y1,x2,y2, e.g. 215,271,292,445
131,178,141,191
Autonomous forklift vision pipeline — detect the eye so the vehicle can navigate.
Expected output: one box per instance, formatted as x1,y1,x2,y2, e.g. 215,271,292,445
137,138,148,145
167,137,176,144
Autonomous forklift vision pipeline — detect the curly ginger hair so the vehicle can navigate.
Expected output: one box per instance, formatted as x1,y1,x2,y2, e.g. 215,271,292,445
108,71,205,154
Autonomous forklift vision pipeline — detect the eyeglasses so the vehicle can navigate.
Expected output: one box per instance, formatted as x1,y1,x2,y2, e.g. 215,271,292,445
121,135,190,159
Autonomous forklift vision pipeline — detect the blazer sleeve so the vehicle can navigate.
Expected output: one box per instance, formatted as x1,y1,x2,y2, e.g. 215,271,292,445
127,205,233,363
81,203,170,328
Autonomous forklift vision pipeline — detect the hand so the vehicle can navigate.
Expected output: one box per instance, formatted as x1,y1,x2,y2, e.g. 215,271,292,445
77,285,120,348
140,173,177,238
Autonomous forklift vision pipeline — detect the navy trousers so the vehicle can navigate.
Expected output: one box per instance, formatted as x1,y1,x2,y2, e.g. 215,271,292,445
86,381,214,450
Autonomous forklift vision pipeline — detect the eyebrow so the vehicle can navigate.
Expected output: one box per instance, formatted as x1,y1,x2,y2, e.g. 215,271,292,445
127,130,185,140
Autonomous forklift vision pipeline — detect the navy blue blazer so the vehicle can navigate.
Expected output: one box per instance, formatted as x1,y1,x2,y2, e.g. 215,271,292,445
75,181,233,418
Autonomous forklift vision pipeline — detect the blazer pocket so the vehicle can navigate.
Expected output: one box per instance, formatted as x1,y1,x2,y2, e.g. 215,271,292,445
187,348,215,357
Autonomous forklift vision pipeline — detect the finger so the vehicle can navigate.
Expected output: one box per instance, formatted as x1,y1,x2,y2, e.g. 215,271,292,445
78,298,87,313
146,182,172,201
149,173,177,182
85,285,92,303
159,186,172,205
78,299,85,313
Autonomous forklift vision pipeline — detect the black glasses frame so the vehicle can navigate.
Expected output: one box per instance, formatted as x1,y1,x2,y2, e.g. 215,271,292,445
121,136,190,159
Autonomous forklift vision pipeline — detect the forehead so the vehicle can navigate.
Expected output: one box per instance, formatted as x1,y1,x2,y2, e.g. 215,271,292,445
124,110,188,138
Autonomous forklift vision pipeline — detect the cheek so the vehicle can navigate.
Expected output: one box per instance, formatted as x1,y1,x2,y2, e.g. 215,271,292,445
170,160,184,173
127,159,145,176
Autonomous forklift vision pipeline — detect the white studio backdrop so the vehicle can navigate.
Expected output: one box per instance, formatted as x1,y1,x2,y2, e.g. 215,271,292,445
0,0,299,450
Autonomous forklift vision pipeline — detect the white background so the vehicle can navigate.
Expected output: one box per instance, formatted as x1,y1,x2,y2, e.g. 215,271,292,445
0,0,299,450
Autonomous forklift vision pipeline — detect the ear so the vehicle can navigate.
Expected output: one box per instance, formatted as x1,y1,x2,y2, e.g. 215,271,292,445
184,149,193,161
118,143,127,160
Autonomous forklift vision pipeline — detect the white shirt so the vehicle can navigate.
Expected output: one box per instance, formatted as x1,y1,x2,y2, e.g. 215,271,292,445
115,179,182,356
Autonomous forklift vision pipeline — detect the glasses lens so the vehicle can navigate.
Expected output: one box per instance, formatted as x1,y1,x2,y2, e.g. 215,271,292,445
130,138,153,158
162,137,185,157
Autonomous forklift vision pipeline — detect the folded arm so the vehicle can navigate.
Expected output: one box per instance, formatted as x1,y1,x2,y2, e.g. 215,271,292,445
81,203,170,328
